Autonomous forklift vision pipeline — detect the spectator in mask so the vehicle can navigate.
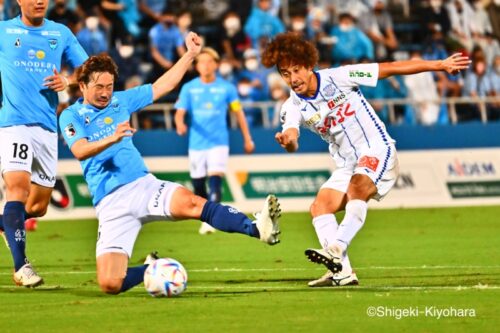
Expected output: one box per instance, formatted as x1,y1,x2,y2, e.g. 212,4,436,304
77,16,109,56
221,11,252,68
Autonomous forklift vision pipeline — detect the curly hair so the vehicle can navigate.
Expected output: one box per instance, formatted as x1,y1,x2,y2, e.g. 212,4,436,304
261,32,319,70
76,54,119,85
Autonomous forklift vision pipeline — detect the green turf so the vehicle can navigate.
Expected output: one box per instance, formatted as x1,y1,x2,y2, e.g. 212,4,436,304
0,206,499,333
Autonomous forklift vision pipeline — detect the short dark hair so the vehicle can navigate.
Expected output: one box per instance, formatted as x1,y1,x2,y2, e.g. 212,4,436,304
76,54,119,85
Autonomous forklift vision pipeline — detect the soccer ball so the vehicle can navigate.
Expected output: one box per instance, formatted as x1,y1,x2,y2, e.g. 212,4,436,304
144,258,188,297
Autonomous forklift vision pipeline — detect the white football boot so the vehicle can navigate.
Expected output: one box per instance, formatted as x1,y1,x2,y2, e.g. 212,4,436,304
144,251,159,265
304,244,343,273
308,270,359,287
254,194,281,245
198,222,217,235
13,263,44,287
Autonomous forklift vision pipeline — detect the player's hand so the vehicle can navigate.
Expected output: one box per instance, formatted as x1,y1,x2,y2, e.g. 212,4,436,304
112,121,136,143
244,139,255,154
176,122,188,136
43,68,69,92
441,53,472,75
185,32,202,57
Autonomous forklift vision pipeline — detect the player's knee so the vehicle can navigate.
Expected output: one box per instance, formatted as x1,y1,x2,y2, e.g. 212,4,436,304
348,175,376,200
25,203,48,217
98,278,123,295
309,199,328,217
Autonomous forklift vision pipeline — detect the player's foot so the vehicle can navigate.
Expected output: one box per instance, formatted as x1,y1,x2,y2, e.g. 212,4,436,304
0,229,9,249
254,194,281,245
198,222,217,235
25,218,38,231
144,251,159,265
308,270,359,287
13,263,44,287
304,244,343,273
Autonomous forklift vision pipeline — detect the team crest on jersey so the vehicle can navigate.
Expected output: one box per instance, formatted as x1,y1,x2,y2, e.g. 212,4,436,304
322,84,336,97
64,124,76,138
15,38,21,47
48,39,58,50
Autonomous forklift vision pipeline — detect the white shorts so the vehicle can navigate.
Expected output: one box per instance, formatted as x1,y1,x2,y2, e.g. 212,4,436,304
322,144,399,201
188,146,229,178
95,174,181,258
0,125,57,187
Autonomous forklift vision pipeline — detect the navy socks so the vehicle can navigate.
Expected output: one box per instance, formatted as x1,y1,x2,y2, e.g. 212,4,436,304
3,201,27,271
120,265,148,292
200,201,259,238
208,175,222,202
192,177,207,198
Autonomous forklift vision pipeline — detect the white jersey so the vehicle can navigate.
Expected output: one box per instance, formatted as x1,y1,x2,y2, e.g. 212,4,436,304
281,64,395,167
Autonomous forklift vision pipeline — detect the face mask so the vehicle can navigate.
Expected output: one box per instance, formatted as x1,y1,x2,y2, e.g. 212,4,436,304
224,17,241,37
238,84,251,96
292,21,306,32
86,17,99,31
118,45,134,59
219,62,233,76
245,59,259,71
339,24,353,32
271,88,284,100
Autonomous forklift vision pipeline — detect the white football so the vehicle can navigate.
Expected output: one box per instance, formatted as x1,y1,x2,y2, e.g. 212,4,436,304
144,258,188,297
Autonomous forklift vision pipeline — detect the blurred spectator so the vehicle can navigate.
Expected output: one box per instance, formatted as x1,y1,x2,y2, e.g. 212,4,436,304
100,0,132,46
148,9,186,75
76,0,102,17
267,72,289,127
221,11,252,67
244,0,285,49
253,0,280,17
486,0,500,40
404,50,442,125
446,0,475,51
238,48,273,101
218,57,239,85
177,10,192,38
306,6,333,66
471,0,493,38
330,13,374,65
77,16,108,56
358,0,398,60
47,0,81,34
462,53,500,121
119,0,141,37
138,0,167,30
110,42,142,90
482,32,500,66
419,0,451,40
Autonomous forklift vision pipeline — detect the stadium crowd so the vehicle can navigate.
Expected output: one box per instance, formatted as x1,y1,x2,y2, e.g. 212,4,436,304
1,0,499,126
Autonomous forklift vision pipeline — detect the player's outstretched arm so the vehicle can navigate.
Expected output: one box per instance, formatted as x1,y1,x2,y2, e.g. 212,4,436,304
151,32,202,101
275,128,299,153
70,121,136,160
378,53,471,79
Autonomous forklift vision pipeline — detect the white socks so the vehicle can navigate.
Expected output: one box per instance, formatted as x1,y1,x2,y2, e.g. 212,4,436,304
312,213,352,274
334,199,368,252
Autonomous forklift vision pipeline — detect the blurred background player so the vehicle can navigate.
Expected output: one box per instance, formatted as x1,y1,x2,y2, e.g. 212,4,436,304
174,47,255,235
0,0,88,287
59,33,280,294
262,32,471,287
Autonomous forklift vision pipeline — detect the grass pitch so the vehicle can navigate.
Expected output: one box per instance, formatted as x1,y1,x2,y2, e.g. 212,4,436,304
0,206,499,333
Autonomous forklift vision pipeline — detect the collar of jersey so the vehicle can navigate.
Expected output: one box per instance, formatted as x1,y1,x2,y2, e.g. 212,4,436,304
16,15,47,30
295,71,320,100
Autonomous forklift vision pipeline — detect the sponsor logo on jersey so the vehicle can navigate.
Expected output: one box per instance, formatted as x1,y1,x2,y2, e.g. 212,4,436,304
327,92,347,109
13,59,57,73
6,28,28,35
48,38,58,50
28,49,36,59
349,70,373,78
15,38,21,47
358,156,379,172
41,31,62,37
305,112,321,126
64,123,76,138
104,117,113,125
36,50,45,60
78,107,93,116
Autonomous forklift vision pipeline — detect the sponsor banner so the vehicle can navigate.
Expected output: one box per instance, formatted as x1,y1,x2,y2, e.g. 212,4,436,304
2,148,500,219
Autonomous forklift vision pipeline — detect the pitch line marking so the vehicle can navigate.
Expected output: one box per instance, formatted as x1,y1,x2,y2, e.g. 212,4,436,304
0,264,499,276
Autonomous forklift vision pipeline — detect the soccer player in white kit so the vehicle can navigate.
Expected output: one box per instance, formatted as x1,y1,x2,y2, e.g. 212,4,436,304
261,32,471,287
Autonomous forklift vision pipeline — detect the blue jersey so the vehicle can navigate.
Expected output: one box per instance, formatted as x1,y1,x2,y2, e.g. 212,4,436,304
175,77,240,150
59,85,153,205
0,16,88,132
